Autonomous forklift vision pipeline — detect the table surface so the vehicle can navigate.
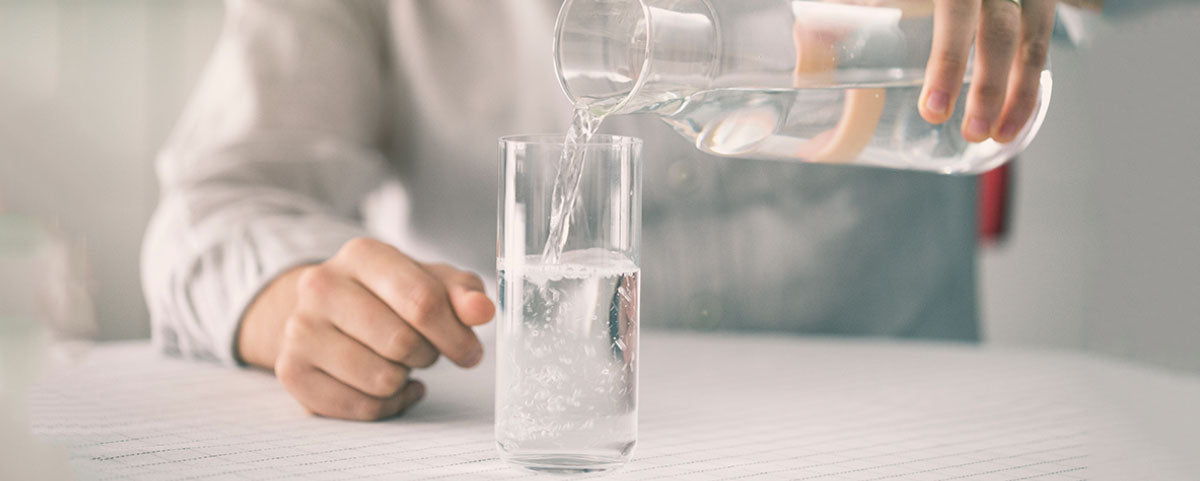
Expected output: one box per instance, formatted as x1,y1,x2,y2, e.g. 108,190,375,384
27,332,1200,480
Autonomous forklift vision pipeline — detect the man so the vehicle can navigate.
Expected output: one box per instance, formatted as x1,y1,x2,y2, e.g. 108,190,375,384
142,0,1070,420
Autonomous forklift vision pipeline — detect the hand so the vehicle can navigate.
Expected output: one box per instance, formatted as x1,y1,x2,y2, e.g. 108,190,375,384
919,0,1059,143
237,237,495,421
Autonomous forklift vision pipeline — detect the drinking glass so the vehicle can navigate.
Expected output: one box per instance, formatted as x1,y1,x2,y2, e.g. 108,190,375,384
495,134,642,473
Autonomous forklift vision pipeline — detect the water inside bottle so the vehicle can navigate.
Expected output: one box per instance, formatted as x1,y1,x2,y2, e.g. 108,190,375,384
646,72,1046,174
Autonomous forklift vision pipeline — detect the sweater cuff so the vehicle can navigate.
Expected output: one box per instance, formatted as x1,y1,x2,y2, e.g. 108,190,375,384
218,218,367,367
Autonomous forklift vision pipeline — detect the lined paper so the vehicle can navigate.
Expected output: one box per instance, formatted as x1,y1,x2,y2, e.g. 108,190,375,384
30,334,1104,480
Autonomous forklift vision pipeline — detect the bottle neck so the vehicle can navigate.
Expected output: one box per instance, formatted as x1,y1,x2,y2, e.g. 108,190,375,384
555,0,719,115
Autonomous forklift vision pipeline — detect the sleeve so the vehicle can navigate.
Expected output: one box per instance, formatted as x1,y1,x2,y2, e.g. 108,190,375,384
140,0,391,365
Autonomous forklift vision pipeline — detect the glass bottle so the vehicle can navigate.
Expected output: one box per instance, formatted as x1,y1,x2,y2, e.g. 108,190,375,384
554,0,1052,174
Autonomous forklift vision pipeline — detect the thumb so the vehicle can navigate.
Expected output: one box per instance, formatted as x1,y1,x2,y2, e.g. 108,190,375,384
424,264,496,326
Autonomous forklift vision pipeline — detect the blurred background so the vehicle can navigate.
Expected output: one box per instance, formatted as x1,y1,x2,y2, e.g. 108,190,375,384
1,1,1197,371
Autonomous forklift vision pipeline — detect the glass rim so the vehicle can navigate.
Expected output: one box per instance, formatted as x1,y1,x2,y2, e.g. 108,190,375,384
499,134,643,148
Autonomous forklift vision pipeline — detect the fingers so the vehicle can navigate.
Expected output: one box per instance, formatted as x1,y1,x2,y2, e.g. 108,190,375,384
920,0,981,124
994,0,1055,143
961,0,1023,142
285,314,413,398
275,310,425,420
924,0,1053,143
424,263,496,327
332,238,484,368
276,335,425,421
296,266,439,368
268,237,493,423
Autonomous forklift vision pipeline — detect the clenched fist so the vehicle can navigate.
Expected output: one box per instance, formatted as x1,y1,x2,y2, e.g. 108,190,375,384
237,237,495,421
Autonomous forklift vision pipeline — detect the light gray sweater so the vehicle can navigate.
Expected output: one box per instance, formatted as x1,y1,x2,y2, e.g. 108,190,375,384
142,0,979,365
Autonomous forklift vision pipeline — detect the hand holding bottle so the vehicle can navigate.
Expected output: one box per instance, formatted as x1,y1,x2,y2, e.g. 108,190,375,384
920,0,1059,143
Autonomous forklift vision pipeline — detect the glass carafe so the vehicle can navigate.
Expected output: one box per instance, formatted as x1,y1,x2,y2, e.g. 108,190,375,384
554,0,1052,174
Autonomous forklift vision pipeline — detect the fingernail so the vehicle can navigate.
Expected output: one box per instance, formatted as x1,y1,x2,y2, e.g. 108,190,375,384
965,117,990,140
463,347,484,367
926,90,949,114
409,381,425,400
997,122,1018,141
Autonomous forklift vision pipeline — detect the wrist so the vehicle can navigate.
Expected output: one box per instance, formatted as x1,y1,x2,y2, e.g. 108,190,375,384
236,266,309,369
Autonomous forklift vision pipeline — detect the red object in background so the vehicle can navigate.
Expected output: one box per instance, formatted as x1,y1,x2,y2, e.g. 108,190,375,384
978,159,1013,245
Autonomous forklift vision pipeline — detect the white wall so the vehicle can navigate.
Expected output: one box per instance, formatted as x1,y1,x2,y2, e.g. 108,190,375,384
0,1,223,340
1,2,1197,371
981,4,1200,372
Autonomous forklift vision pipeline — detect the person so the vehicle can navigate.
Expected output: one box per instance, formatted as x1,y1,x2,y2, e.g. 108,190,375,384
142,0,1080,421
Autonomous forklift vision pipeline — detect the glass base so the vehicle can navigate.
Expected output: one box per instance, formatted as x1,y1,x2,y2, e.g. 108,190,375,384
501,452,629,474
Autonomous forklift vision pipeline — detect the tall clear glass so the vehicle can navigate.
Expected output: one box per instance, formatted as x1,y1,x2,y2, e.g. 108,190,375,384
495,135,642,473
554,0,1052,174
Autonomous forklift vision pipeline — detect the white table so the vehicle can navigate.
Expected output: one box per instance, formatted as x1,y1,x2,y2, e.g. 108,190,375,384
27,332,1200,480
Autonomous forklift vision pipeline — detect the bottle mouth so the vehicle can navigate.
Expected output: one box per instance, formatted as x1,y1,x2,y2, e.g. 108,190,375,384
553,0,654,115
499,134,644,148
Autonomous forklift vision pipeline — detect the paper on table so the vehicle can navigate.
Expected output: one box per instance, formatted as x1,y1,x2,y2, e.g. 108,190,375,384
29,334,1113,480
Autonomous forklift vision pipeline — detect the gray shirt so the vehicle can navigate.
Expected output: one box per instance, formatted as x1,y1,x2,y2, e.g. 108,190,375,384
142,0,978,366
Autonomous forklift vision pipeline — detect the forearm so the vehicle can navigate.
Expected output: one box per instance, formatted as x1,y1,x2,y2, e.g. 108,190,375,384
141,191,366,365
143,0,394,364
